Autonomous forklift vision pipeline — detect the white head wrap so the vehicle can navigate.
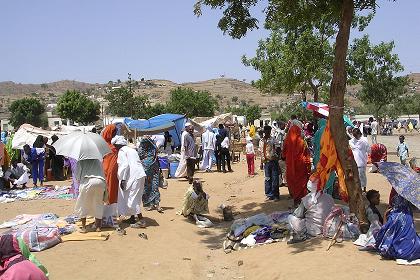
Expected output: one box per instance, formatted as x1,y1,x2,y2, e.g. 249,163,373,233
246,136,252,143
185,122,192,128
111,135,127,146
307,179,321,204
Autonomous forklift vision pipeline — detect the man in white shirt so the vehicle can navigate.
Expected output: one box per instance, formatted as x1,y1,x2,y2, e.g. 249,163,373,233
220,135,232,173
369,117,378,144
112,135,147,228
4,159,30,188
349,128,371,192
200,125,216,172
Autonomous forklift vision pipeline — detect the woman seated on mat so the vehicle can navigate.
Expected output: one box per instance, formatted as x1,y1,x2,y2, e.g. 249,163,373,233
375,194,420,261
287,179,335,244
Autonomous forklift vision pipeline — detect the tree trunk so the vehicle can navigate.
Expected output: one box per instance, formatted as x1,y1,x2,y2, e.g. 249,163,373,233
329,0,368,232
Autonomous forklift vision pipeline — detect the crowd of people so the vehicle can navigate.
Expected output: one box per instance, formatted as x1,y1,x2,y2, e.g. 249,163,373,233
0,113,418,279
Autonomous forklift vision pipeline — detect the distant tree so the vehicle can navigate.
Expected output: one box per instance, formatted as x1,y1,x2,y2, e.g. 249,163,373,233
117,79,122,85
9,98,45,128
232,96,239,102
226,104,262,124
57,90,100,125
166,87,217,118
105,87,134,117
40,83,48,90
348,35,409,121
144,103,167,119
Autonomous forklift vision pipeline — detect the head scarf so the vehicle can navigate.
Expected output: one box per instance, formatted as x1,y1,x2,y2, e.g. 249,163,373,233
307,179,321,204
111,135,127,146
0,234,26,276
101,124,117,144
370,143,387,163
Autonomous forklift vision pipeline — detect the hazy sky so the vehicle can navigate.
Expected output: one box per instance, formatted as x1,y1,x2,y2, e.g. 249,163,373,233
1,0,419,84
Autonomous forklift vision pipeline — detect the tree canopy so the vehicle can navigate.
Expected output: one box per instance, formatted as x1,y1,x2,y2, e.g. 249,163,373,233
9,98,46,128
166,87,218,118
56,90,101,125
226,104,262,124
348,35,409,120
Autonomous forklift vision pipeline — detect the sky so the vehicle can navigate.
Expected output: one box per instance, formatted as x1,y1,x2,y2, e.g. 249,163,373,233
0,0,419,84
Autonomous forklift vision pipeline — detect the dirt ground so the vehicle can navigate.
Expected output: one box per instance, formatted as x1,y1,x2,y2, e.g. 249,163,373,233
1,132,419,280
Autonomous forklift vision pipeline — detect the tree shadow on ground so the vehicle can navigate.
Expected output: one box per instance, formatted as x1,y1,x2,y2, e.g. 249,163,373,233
288,236,345,254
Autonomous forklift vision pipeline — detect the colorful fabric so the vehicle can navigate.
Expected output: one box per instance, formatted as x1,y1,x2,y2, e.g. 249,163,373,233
370,143,387,163
377,162,420,209
0,234,48,279
310,120,348,202
375,195,420,261
313,119,335,194
64,158,79,198
179,186,209,217
138,137,161,207
101,124,119,204
282,126,311,202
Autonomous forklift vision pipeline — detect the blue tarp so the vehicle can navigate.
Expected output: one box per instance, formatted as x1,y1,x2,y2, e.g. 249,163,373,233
124,114,187,147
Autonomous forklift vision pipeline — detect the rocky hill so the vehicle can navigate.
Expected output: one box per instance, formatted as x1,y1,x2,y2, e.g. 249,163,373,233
0,73,419,119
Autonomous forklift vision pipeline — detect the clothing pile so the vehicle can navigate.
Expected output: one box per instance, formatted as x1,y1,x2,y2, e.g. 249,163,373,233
0,185,73,203
0,213,79,252
223,212,290,253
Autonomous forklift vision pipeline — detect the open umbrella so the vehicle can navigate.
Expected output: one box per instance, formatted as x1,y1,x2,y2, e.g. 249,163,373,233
377,162,420,209
52,132,111,161
301,101,354,127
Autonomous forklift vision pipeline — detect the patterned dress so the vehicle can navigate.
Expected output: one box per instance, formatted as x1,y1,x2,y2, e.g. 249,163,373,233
375,195,420,261
138,137,161,207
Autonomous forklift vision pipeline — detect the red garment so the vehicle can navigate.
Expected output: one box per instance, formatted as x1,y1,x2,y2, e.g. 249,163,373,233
370,143,387,163
246,154,255,176
101,124,119,204
282,126,311,202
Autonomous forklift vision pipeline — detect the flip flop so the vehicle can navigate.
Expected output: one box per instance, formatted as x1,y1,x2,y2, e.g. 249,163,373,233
116,228,126,236
138,233,148,240
130,221,147,229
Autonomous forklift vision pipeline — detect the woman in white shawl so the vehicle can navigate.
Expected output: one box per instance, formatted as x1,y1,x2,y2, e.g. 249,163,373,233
74,159,106,233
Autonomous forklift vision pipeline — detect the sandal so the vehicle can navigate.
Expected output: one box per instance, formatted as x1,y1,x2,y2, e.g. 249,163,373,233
116,228,126,236
156,206,164,213
138,233,148,240
79,227,88,234
130,220,147,228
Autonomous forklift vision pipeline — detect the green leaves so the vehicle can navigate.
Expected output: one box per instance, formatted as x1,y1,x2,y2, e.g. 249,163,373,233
166,87,218,118
56,90,100,125
225,103,261,123
347,35,408,119
9,98,46,128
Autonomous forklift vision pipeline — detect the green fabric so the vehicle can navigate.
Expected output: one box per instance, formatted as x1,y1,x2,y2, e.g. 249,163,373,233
313,119,335,195
17,237,49,278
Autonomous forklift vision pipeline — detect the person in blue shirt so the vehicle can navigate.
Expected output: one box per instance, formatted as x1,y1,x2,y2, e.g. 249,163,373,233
23,144,45,186
397,135,409,165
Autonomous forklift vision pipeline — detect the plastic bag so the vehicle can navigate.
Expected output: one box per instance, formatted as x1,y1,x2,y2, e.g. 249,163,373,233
16,226,62,252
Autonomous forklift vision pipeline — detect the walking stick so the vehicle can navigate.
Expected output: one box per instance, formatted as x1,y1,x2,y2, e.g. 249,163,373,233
327,219,343,251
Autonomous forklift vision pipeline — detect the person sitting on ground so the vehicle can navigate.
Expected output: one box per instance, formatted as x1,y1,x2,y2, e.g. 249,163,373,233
366,189,383,225
0,234,48,280
375,195,420,261
287,180,335,243
4,159,30,189
74,159,106,233
178,179,209,222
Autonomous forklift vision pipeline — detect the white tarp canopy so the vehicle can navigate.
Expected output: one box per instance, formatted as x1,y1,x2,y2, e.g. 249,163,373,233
193,113,234,129
12,124,89,149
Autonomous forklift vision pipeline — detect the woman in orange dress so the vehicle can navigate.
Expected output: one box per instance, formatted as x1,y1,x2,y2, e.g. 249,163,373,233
101,124,119,205
282,125,311,205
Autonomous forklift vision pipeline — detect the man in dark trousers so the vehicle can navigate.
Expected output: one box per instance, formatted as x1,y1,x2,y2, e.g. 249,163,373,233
218,124,233,173
184,124,196,184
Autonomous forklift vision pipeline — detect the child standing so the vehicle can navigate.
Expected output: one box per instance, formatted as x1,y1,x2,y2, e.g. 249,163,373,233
245,136,255,176
397,135,409,165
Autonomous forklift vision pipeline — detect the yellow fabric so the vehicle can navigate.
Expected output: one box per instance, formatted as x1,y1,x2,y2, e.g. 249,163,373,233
249,125,256,138
243,225,261,237
309,120,348,201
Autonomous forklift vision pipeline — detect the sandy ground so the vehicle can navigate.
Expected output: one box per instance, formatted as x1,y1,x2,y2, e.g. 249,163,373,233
1,132,419,280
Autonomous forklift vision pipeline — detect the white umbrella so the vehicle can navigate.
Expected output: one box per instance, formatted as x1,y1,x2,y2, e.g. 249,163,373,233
52,132,111,161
